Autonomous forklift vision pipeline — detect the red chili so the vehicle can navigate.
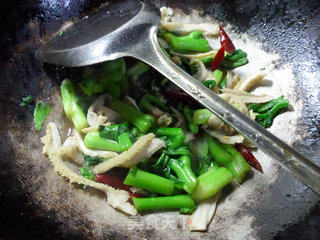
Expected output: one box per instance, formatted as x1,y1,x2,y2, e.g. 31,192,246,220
234,144,263,173
95,173,144,198
210,44,226,71
219,25,235,53
162,90,200,108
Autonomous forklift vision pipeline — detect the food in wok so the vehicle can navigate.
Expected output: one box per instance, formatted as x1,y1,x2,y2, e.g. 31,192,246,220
38,7,289,231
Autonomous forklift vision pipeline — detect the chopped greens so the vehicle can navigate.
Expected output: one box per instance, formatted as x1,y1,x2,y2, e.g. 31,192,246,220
203,80,216,89
80,167,95,181
221,49,249,70
83,154,105,166
248,95,289,128
161,31,210,54
34,102,51,131
20,95,34,106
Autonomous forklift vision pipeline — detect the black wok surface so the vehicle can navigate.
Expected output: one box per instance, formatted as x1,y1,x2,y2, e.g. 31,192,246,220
0,0,319,239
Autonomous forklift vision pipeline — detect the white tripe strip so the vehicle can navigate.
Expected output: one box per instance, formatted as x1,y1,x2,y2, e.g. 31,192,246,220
93,134,165,174
158,38,169,49
124,95,140,110
41,122,137,215
205,128,245,145
87,94,121,128
190,58,207,82
189,192,221,231
171,107,195,143
157,113,172,127
234,72,267,91
220,88,273,103
58,136,84,165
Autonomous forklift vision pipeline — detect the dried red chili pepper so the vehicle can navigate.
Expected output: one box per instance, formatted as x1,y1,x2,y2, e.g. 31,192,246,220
210,44,226,71
219,25,235,53
95,173,144,198
162,90,200,108
234,144,263,173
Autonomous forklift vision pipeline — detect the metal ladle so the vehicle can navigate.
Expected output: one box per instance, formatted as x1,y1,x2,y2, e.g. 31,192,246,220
35,0,320,194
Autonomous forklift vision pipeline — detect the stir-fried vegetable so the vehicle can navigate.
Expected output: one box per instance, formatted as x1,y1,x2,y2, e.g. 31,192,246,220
153,127,185,149
170,155,198,194
79,76,105,96
98,58,126,98
161,31,210,53
192,167,233,201
80,167,95,181
111,99,155,133
183,105,199,134
206,134,251,183
193,109,212,125
132,195,195,212
83,154,105,166
61,79,88,131
34,102,51,131
41,9,293,232
124,167,174,195
203,80,216,89
84,131,123,152
248,95,289,128
221,49,249,70
20,95,34,106
139,93,168,113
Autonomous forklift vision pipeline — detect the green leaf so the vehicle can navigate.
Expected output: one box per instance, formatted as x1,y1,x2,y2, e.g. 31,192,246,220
80,167,95,181
203,80,216,89
34,102,51,131
83,154,105,166
20,95,34,106
221,49,249,70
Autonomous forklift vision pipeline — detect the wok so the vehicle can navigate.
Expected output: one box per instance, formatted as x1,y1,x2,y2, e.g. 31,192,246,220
0,0,319,239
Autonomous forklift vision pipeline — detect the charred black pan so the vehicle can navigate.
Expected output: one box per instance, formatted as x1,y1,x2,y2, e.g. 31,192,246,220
0,0,319,239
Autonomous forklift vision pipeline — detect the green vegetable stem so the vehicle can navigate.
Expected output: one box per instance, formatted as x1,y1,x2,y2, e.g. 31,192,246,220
206,134,251,183
183,105,199,134
139,93,168,113
79,76,105,96
111,99,155,133
221,49,249,70
192,167,233,201
248,95,289,128
84,131,123,152
61,79,88,131
153,127,185,149
97,58,126,98
193,109,213,125
170,155,198,194
124,167,174,195
163,31,210,53
132,195,195,212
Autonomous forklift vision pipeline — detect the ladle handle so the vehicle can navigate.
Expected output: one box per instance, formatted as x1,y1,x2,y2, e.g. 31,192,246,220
132,26,320,195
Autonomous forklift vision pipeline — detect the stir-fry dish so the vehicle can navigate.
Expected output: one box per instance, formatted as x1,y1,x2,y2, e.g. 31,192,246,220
41,7,289,231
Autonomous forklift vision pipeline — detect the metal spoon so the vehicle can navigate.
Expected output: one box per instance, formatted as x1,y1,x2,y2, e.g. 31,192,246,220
35,0,320,194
